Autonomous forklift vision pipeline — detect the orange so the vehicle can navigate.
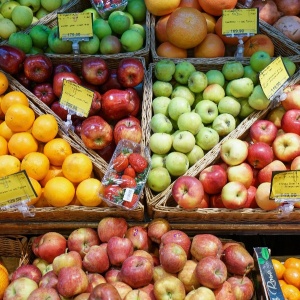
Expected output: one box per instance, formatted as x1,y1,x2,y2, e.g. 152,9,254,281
76,178,104,207
144,0,181,16
272,258,286,280
44,177,76,207
279,279,287,289
0,121,14,141
0,96,5,120
281,283,300,300
243,34,275,57
62,153,93,183
27,177,42,206
283,268,300,289
284,258,300,271
34,188,50,208
156,41,188,58
0,135,8,155
0,267,9,299
69,195,83,206
1,90,29,114
5,104,35,132
8,132,38,160
0,71,9,96
155,14,171,43
166,7,207,49
179,0,202,10
202,12,216,33
198,0,237,16
0,155,20,177
21,152,50,181
39,165,64,187
194,33,225,58
31,114,59,143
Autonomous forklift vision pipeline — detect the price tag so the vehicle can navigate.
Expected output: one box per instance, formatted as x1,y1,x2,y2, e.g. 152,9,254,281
58,12,93,39
60,80,94,117
270,170,300,201
259,56,290,100
0,170,37,207
222,8,258,36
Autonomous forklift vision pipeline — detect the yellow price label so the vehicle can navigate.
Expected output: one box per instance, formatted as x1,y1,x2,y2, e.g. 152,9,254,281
270,170,300,200
58,12,93,39
259,56,289,100
60,80,94,117
222,8,258,35
0,171,37,207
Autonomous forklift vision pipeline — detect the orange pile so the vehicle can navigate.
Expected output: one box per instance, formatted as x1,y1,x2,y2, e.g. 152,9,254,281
0,71,104,209
0,264,9,299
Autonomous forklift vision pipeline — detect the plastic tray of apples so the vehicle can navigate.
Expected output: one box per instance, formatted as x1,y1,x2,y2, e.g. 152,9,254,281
90,0,128,19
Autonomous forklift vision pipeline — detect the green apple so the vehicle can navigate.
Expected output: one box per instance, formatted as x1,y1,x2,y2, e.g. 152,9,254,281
83,8,100,20
195,127,219,151
0,0,9,10
206,69,225,86
174,61,196,85
217,96,241,117
108,12,131,35
126,0,146,22
188,71,208,93
0,13,3,18
212,113,236,137
152,96,171,116
61,0,71,4
222,61,244,80
194,100,218,124
93,18,112,40
248,84,270,110
129,23,145,40
0,17,17,39
99,35,121,54
8,31,32,53
123,12,134,26
165,152,189,177
1,1,20,19
152,81,173,98
35,6,48,19
238,98,255,119
171,85,195,106
168,96,191,121
120,29,143,52
40,0,61,12
48,26,72,54
282,57,296,76
250,50,271,72
18,0,40,12
228,77,254,98
28,46,43,54
192,92,203,109
151,154,166,169
11,5,33,28
177,111,202,135
154,59,176,82
147,166,171,192
186,145,204,166
79,34,100,54
202,83,225,104
172,130,196,153
243,65,258,85
29,24,51,49
31,16,38,24
150,113,173,134
149,132,173,155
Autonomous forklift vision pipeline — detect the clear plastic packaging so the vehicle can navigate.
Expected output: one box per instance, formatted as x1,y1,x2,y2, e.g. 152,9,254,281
89,0,128,19
100,139,151,210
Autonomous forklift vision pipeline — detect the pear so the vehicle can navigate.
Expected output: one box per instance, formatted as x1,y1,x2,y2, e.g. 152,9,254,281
248,85,270,110
228,77,254,98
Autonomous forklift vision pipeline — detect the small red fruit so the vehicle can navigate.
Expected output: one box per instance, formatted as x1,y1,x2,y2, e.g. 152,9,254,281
113,153,129,172
128,153,148,173
123,194,139,209
123,166,136,178
120,175,137,188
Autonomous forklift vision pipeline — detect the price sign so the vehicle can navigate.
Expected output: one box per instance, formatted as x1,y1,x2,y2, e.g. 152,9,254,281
58,12,93,39
270,170,300,201
259,56,290,100
60,80,94,117
222,8,258,36
0,171,37,207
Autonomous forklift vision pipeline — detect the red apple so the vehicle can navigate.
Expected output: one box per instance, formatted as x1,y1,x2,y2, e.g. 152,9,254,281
195,256,227,289
185,286,215,299
247,142,274,169
81,57,109,85
210,193,226,208
105,268,122,283
177,260,200,292
32,83,57,106
99,68,123,93
214,280,236,300
113,116,142,145
291,155,300,170
199,164,228,194
221,181,248,209
107,236,134,266
39,270,58,289
3,277,38,300
281,109,300,134
153,277,186,300
125,226,151,251
50,100,69,121
267,105,286,128
32,258,49,274
257,159,287,183
226,162,254,188
126,87,141,117
117,58,144,88
227,275,254,300
124,289,152,300
52,250,82,275
83,243,110,273
147,218,171,244
111,281,133,299
53,62,74,74
31,234,43,257
132,249,154,266
16,71,31,89
88,283,122,300
0,44,26,75
171,176,205,209
67,227,100,259
10,264,42,283
139,283,155,300
190,234,223,261
86,90,102,117
96,140,116,163
74,293,90,300
52,71,82,98
255,182,281,211
243,185,259,208
282,84,300,110
86,273,106,293
97,217,128,243
249,119,278,145
120,255,154,288
27,287,60,300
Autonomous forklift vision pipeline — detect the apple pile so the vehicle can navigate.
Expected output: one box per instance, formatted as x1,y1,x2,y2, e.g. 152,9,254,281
0,45,145,163
170,81,300,211
146,56,297,193
3,217,256,300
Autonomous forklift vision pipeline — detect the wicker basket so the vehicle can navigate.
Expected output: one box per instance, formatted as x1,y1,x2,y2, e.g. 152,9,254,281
142,60,300,220
1,74,145,222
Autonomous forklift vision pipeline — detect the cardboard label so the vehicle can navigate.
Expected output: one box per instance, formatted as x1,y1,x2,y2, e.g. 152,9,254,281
0,170,37,207
259,56,290,100
270,170,300,201
60,80,94,117
58,12,93,39
222,8,258,35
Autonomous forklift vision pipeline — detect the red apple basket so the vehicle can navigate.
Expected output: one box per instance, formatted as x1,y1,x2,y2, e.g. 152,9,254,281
142,60,300,224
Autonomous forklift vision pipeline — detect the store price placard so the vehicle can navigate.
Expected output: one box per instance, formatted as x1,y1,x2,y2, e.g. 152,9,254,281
222,8,258,36
60,80,94,117
58,12,93,39
0,170,37,207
